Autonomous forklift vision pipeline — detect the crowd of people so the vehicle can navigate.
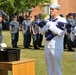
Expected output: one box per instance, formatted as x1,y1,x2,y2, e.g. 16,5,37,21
8,12,76,51
0,10,76,51
64,13,76,51
9,14,44,49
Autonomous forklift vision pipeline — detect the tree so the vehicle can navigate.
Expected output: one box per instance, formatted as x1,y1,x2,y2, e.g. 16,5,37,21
0,0,51,22
0,0,51,15
0,0,51,29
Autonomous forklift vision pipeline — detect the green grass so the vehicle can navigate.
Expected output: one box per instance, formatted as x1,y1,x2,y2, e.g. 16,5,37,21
2,31,76,75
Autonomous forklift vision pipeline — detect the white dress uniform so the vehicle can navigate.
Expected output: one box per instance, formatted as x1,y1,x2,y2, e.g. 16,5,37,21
40,15,67,75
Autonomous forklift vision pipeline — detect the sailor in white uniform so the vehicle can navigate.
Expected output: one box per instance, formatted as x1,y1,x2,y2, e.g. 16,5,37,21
40,4,67,75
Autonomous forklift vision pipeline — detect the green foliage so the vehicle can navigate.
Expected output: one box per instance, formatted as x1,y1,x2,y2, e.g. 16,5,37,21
42,14,47,19
0,0,51,15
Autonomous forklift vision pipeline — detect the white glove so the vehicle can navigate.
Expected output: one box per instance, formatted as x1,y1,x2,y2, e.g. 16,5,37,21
40,22,50,34
48,22,66,36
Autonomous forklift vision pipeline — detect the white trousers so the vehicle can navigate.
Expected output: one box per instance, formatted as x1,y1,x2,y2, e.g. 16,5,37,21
44,47,63,75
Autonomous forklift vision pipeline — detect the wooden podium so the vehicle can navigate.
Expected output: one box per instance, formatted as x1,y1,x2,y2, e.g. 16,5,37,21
0,58,35,75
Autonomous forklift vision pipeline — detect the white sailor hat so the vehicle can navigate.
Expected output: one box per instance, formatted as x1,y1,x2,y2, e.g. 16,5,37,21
49,4,60,9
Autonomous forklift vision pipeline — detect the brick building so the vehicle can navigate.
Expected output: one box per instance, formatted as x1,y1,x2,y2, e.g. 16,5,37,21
58,0,76,16
30,0,76,18
30,6,44,20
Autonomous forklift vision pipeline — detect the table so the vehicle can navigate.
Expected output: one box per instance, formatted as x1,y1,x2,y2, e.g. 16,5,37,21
0,58,35,75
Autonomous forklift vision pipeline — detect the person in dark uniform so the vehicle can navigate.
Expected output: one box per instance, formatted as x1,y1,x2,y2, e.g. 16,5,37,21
22,14,31,49
60,14,68,49
31,15,40,49
9,16,20,48
67,13,76,51
74,13,76,24
38,14,44,47
0,12,3,43
28,16,32,47
0,10,7,43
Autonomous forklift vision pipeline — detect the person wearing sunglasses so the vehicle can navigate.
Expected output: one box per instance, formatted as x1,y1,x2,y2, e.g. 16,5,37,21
40,4,67,75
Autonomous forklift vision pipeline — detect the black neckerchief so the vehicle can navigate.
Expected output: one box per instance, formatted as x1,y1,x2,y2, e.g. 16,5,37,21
49,18,58,22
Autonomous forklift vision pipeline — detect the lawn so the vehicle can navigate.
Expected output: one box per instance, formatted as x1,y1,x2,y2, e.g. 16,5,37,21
2,31,76,75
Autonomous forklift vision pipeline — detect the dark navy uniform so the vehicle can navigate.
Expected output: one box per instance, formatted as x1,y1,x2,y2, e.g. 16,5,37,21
0,10,7,43
22,17,31,48
31,15,40,49
67,13,76,51
38,14,43,47
9,16,19,48
0,23,3,43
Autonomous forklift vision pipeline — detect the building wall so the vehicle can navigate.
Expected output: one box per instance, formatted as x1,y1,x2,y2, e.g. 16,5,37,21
30,6,44,21
29,0,76,20
58,0,76,16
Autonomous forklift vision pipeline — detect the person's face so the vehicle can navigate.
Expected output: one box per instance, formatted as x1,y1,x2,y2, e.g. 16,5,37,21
50,8,59,17
35,18,38,21
26,17,29,20
69,16,74,19
75,16,76,19
0,15,2,23
14,18,17,21
39,16,42,19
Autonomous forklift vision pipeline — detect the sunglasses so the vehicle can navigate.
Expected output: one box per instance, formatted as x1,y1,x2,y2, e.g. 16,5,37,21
50,8,54,10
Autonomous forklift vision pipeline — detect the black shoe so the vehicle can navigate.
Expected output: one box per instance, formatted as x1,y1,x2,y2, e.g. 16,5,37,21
13,46,19,48
38,45,44,47
28,45,33,47
64,47,67,49
24,46,31,49
68,49,75,52
34,47,40,50
16,46,20,48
